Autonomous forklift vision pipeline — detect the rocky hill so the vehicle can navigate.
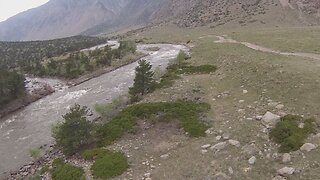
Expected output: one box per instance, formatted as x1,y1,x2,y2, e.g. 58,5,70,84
0,0,319,41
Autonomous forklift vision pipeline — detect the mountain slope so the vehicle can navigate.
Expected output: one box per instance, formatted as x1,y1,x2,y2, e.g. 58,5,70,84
0,0,130,41
0,0,319,41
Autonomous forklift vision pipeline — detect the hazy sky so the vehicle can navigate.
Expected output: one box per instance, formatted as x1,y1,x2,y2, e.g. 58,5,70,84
0,0,49,22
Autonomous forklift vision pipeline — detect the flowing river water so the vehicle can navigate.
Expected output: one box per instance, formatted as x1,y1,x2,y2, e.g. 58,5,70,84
0,43,188,177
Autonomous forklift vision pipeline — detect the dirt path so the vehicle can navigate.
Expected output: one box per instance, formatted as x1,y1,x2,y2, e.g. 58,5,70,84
214,36,320,61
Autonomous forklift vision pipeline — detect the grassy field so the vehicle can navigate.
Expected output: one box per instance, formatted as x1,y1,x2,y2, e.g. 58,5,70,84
109,25,320,180
228,26,320,54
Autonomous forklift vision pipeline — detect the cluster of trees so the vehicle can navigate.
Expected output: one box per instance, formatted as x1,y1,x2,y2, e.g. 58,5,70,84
0,68,25,108
0,36,108,68
20,41,137,79
53,59,156,155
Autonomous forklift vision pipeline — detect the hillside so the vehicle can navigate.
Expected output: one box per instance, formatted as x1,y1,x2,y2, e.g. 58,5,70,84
0,0,319,41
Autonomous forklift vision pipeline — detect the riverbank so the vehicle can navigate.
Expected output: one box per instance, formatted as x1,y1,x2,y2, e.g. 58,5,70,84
0,48,144,120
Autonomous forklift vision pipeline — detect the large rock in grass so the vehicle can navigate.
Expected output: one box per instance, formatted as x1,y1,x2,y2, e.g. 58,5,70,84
210,142,227,152
300,143,317,152
261,112,280,128
277,167,295,176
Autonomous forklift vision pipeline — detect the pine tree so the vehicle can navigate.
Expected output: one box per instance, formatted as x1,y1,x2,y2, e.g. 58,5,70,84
129,60,155,102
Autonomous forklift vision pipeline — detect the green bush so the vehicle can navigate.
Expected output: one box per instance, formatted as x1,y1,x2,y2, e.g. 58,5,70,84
52,104,94,156
91,151,128,179
51,158,85,180
270,115,315,153
95,96,128,121
96,101,210,146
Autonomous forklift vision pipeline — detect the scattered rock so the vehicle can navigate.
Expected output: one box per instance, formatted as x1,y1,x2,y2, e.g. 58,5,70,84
210,160,217,167
261,112,281,128
242,143,259,156
205,128,215,135
255,115,263,121
243,90,248,94
213,172,231,180
282,153,291,163
144,172,151,178
300,143,317,152
222,133,230,140
228,139,241,147
275,104,285,110
210,142,227,152
201,149,208,154
277,167,295,176
248,156,256,165
160,154,169,159
268,102,279,107
216,136,222,141
201,144,211,149
298,123,305,129
272,175,287,180
239,100,245,103
228,167,234,174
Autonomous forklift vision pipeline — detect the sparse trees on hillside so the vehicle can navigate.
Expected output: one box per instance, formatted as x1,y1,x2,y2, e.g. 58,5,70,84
0,68,25,108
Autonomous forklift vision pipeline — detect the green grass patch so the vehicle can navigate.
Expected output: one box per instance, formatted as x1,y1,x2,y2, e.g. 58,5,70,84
96,101,210,146
81,148,109,160
91,151,129,179
179,64,217,74
270,115,315,153
156,63,216,89
51,158,85,180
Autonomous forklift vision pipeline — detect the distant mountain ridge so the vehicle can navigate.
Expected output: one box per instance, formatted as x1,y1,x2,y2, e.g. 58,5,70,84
0,0,319,41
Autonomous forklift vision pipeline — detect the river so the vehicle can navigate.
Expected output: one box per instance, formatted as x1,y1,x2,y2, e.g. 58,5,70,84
0,43,188,177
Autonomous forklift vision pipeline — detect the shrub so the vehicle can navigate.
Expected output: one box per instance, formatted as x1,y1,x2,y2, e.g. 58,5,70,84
95,96,128,121
270,115,315,153
96,101,210,146
52,104,94,156
51,158,85,180
29,148,41,160
91,151,129,179
175,50,189,68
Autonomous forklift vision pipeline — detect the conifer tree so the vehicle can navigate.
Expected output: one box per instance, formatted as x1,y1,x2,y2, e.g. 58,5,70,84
129,60,155,102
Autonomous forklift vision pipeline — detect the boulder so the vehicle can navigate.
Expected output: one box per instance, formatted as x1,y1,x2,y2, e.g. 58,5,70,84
272,175,287,180
228,139,241,147
282,153,291,163
210,142,227,152
300,143,317,152
201,144,211,149
261,112,280,128
277,167,295,175
242,143,259,156
248,156,256,165
160,154,169,159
